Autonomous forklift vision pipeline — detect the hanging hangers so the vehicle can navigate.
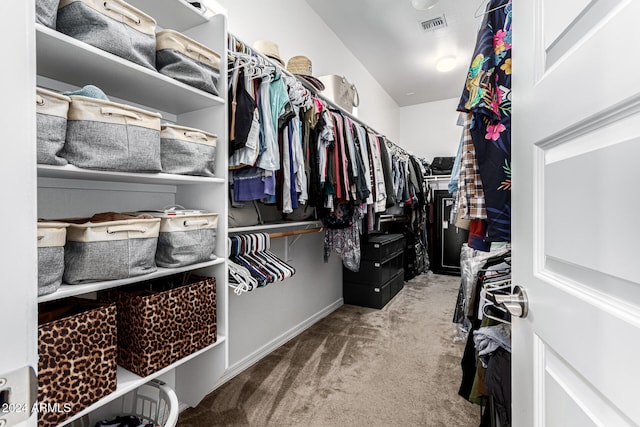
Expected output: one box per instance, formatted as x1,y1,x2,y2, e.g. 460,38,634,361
481,282,512,324
483,277,512,288
228,260,257,295
227,233,297,289
474,0,511,18
482,302,511,325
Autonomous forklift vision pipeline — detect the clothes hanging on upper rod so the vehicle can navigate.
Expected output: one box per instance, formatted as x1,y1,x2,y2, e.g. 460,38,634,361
456,0,512,248
226,33,429,271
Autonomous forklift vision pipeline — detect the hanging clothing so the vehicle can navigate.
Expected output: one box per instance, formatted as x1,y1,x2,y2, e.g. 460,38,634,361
324,206,364,272
228,66,257,157
354,124,373,205
367,132,387,212
345,117,370,203
448,114,466,194
458,0,512,243
378,138,396,209
458,113,487,221
256,78,279,171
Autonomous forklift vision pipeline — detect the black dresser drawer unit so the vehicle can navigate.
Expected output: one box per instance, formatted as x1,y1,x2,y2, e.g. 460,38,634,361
343,233,406,309
343,249,404,286
361,233,405,262
344,269,404,309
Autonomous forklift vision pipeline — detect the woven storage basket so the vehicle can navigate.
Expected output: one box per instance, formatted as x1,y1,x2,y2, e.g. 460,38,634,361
156,29,221,95
138,210,219,268
62,214,160,284
37,222,69,296
62,95,162,172
38,299,117,427
57,0,157,69
103,275,217,377
36,0,59,29
36,88,71,165
160,124,217,176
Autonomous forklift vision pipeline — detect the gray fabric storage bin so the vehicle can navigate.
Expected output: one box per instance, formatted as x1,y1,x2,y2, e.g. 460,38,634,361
160,124,217,176
56,0,157,70
156,30,221,96
37,222,69,296
63,216,160,284
137,211,218,268
36,0,59,28
36,88,71,166
62,95,162,172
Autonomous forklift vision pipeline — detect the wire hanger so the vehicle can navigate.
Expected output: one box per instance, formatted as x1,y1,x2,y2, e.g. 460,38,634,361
474,0,511,18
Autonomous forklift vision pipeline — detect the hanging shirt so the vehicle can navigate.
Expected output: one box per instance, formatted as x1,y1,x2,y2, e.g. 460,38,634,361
332,112,351,202
318,109,334,186
290,109,308,205
458,0,512,242
367,132,387,213
378,138,396,209
256,78,278,171
458,113,487,220
229,70,261,169
281,124,294,213
354,124,373,205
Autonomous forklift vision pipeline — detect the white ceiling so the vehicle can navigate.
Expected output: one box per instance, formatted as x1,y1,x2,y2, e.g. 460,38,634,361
305,0,483,107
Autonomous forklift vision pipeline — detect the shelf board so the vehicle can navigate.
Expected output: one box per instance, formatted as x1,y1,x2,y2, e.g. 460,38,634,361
229,221,323,233
58,336,226,427
37,164,225,185
38,258,225,303
425,175,452,180
36,25,223,115
127,0,209,31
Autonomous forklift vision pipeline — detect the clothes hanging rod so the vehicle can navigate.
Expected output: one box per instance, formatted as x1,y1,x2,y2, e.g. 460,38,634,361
227,32,408,155
268,227,323,239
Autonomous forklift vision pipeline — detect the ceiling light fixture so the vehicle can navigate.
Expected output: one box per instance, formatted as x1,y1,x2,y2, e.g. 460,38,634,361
436,55,456,72
411,0,439,10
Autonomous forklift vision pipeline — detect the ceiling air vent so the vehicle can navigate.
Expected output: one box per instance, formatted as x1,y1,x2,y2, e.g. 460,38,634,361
420,15,447,32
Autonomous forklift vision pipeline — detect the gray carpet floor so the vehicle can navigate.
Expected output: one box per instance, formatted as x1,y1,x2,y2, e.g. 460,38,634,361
178,272,480,427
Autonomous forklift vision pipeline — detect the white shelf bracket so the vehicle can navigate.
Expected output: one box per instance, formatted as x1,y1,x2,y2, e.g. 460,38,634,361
284,234,305,262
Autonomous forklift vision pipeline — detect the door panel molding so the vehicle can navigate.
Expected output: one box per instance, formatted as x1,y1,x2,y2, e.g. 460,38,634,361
533,335,546,427
541,258,640,327
543,138,639,284
545,344,635,426
533,146,546,275
529,283,640,422
545,0,629,71
534,93,640,152
543,0,590,51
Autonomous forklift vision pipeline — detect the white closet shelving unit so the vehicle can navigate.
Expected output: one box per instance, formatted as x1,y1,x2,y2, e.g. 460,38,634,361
31,1,230,425
7,3,344,425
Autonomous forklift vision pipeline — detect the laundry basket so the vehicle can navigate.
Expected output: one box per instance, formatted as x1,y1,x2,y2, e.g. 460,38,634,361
69,379,179,427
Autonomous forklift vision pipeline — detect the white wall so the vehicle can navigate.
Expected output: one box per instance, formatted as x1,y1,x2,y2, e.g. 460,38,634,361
399,97,462,162
215,0,401,142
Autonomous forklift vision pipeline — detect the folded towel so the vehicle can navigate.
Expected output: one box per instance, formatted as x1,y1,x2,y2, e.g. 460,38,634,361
64,84,109,101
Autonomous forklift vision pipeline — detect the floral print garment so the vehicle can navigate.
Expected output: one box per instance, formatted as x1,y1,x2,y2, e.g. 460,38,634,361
324,206,365,272
458,0,512,243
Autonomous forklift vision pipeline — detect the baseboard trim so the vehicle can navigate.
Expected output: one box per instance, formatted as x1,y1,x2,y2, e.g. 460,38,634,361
216,298,343,389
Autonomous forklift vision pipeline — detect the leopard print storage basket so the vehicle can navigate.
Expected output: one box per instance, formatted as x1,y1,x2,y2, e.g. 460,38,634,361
38,299,117,427
108,276,217,377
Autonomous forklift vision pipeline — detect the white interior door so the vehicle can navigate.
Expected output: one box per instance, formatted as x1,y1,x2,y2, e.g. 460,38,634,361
512,0,640,425
1,2,38,427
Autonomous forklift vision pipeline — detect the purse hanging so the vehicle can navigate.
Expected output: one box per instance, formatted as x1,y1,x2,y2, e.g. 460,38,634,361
318,75,360,114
